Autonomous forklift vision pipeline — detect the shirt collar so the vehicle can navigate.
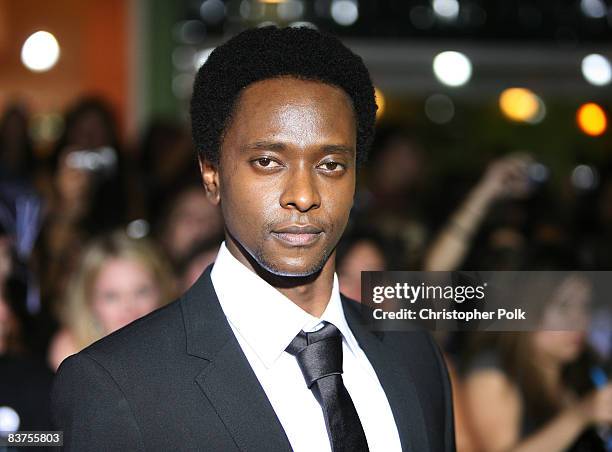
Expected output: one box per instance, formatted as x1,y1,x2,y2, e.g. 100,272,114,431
210,242,358,368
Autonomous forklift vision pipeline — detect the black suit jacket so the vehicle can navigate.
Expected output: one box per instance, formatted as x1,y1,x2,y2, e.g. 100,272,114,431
52,267,456,451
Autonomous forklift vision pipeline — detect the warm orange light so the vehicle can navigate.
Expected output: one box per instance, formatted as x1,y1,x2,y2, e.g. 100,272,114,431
499,88,543,123
375,87,385,120
577,103,607,136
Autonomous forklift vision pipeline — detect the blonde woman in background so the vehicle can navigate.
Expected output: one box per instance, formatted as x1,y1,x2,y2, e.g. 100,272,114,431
48,231,174,371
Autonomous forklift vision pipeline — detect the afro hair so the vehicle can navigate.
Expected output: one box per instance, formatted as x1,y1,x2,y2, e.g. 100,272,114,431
190,26,377,166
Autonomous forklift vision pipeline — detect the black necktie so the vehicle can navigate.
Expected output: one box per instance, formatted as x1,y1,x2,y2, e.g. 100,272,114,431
286,322,369,452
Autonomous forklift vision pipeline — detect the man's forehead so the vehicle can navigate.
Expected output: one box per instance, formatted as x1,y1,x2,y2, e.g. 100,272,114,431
237,76,353,108
231,80,355,142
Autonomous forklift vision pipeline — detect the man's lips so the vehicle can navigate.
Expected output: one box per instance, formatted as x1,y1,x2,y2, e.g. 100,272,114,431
273,224,322,234
271,224,323,246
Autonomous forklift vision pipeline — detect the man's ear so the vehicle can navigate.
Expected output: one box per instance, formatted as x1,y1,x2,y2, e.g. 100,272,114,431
199,158,221,205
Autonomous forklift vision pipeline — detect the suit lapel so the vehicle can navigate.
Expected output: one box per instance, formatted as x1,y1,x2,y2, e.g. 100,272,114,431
342,296,431,452
194,339,293,451
181,267,292,452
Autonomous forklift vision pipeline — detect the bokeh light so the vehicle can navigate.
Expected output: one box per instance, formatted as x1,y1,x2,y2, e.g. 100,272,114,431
0,406,21,433
580,0,607,18
499,88,546,124
433,51,472,87
174,20,206,44
330,0,359,26
581,54,612,86
527,162,549,184
21,31,60,72
576,103,607,136
571,165,599,190
172,73,195,99
278,0,304,21
200,0,226,25
425,94,455,124
432,0,459,21
126,219,150,239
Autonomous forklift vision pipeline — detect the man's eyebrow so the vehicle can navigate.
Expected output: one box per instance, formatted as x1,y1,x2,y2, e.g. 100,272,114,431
321,144,354,155
242,141,286,152
241,141,355,154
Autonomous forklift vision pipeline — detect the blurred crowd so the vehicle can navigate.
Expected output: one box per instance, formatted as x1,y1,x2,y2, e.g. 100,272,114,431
1,95,611,451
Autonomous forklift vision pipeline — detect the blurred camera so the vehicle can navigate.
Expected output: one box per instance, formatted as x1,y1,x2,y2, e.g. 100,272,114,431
527,162,549,186
64,147,117,177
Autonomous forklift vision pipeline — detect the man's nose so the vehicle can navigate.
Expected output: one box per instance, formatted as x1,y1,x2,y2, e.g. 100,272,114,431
280,166,321,212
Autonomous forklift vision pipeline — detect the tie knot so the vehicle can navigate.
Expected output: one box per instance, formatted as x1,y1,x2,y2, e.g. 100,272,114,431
307,322,341,343
287,321,342,352
286,322,343,388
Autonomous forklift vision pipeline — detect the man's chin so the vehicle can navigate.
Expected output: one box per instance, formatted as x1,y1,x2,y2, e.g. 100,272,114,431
256,256,325,278
227,233,332,280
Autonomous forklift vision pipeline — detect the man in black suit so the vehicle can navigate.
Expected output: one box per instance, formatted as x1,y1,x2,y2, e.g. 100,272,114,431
52,26,455,451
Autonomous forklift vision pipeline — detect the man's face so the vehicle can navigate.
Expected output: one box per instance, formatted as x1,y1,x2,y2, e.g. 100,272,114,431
202,77,357,277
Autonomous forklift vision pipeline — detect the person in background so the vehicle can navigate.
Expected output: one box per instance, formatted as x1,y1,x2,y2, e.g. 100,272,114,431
135,119,199,223
462,273,612,452
47,96,127,231
1,222,54,434
47,231,174,371
1,275,54,436
158,184,224,270
424,152,533,271
35,97,129,304
578,169,612,269
0,277,25,356
0,223,30,355
354,127,431,269
336,227,400,302
175,237,222,293
0,103,35,181
419,152,534,451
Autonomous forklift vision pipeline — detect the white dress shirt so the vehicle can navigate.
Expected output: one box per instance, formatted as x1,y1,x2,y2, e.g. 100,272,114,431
211,242,402,452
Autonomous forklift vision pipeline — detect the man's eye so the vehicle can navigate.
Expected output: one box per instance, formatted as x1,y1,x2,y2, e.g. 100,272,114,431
254,158,280,168
319,161,344,171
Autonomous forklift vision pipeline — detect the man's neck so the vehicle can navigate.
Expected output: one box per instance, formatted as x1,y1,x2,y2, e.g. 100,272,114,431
274,264,335,318
224,238,335,317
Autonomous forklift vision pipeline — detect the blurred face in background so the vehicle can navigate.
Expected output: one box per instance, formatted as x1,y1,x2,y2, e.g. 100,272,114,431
55,147,94,205
180,248,219,292
66,109,111,150
372,137,424,195
90,257,161,334
338,240,386,302
164,187,223,262
531,274,592,364
480,226,526,270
